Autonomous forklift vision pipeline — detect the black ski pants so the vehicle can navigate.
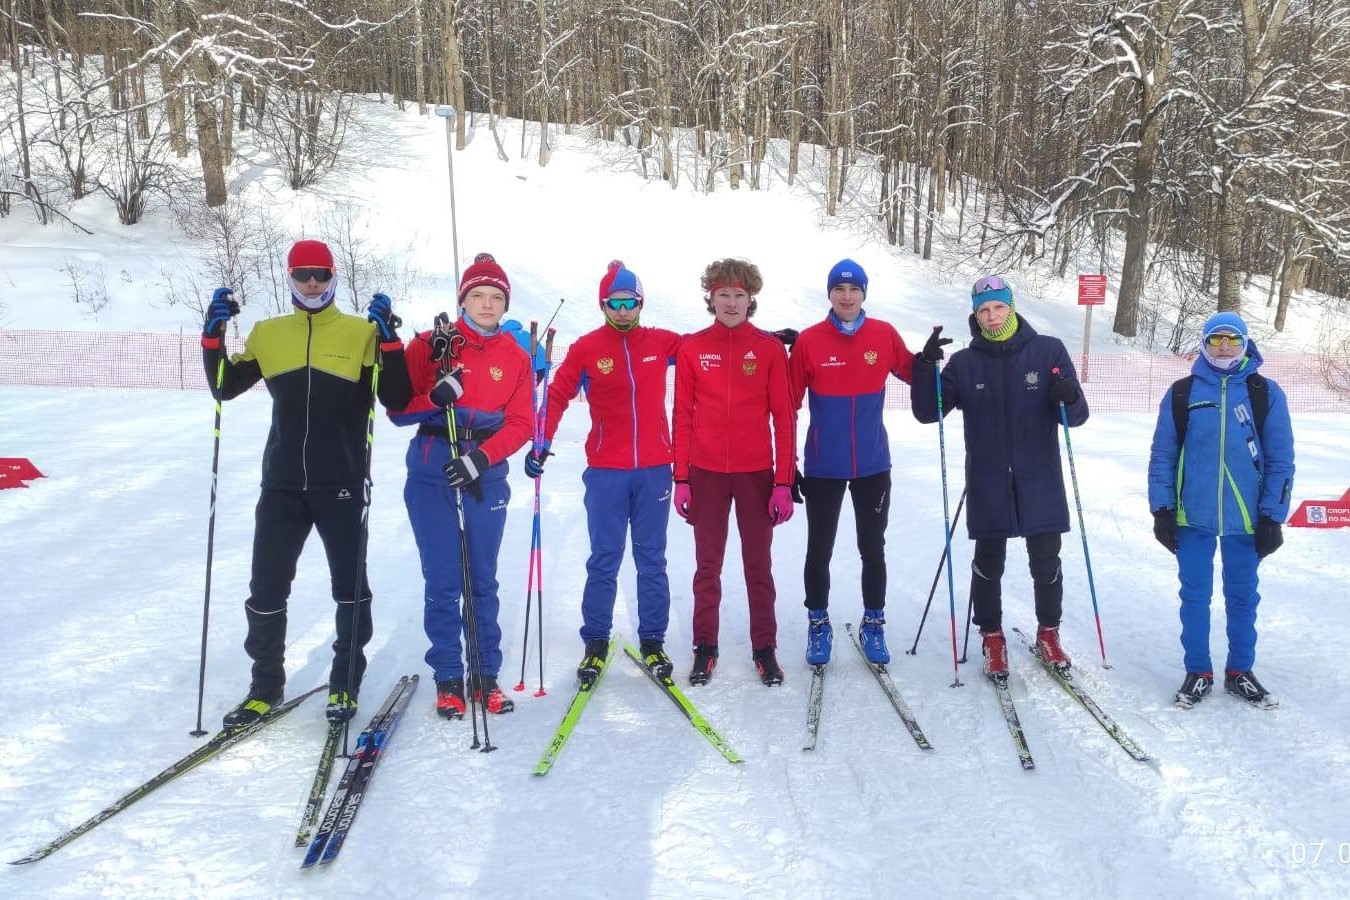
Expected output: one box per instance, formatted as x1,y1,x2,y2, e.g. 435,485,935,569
801,470,891,612
969,531,1063,632
244,487,373,699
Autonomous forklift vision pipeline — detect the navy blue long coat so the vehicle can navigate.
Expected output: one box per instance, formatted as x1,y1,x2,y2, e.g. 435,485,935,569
911,315,1089,540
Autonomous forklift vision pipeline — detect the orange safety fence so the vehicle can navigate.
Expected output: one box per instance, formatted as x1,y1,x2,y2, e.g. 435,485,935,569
1,329,1346,414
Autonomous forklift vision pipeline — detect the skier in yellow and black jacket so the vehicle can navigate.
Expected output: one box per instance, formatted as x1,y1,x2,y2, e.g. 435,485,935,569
200,239,412,729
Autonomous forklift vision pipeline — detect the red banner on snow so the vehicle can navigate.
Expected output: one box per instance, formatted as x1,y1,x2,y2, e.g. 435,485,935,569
0,458,44,489
1288,487,1350,528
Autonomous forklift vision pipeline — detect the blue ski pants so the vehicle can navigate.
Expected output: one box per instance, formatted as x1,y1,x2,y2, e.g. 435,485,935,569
1176,526,1261,673
579,465,673,643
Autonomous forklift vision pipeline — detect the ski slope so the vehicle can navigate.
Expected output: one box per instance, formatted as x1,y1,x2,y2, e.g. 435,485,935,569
3,102,1350,898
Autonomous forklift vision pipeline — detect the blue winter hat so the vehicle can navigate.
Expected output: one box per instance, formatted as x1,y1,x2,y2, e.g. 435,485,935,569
1201,311,1248,343
972,275,1014,311
827,259,868,298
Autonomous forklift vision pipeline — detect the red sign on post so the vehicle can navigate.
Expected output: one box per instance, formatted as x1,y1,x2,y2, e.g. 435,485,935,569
1288,487,1350,528
1078,274,1108,305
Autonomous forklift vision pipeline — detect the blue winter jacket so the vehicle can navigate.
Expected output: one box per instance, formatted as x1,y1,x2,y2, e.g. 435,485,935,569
1147,340,1295,535
911,315,1088,540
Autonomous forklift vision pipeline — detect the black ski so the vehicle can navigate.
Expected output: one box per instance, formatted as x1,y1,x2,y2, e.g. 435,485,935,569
844,623,934,751
990,673,1036,771
294,721,344,847
803,664,826,751
301,675,418,869
11,686,323,865
1012,627,1152,762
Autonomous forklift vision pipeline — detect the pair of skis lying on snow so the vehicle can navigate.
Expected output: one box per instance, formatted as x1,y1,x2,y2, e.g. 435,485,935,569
11,628,1162,863
11,676,420,867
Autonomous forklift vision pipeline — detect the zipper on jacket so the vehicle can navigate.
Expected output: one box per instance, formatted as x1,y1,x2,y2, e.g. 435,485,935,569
724,326,733,473
302,315,314,490
622,334,639,469
1217,377,1228,532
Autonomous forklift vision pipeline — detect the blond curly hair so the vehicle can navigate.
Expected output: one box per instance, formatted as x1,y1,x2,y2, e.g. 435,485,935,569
700,258,763,317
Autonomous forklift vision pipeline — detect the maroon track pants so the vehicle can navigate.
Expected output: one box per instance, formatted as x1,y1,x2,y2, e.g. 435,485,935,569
689,466,777,651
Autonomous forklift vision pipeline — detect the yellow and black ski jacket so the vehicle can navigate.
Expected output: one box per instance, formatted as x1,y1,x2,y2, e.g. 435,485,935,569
201,304,412,491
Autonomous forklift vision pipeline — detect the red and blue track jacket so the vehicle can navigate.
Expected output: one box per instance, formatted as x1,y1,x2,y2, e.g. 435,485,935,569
789,315,914,479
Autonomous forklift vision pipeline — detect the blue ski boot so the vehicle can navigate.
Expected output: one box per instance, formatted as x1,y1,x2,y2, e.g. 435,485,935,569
859,612,890,665
805,609,832,665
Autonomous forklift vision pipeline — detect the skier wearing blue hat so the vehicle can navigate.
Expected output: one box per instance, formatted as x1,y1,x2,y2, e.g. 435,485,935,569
1148,311,1295,709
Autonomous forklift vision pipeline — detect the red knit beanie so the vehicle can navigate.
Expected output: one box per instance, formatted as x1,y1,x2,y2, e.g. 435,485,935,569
287,239,335,270
458,253,511,309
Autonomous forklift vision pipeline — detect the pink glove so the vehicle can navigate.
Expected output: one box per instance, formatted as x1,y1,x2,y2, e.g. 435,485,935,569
769,485,794,525
674,481,693,522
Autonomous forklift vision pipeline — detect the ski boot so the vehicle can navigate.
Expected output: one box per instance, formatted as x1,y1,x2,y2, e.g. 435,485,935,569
1174,671,1213,709
1224,670,1278,709
471,675,515,714
689,645,718,686
577,638,610,685
222,689,282,730
1035,625,1071,674
435,678,466,720
981,629,1009,682
859,611,890,665
640,639,674,679
753,647,784,686
325,690,358,724
805,609,832,665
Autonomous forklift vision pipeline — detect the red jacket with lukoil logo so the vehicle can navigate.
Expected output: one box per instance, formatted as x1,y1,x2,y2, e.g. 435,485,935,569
673,320,796,483
543,324,682,469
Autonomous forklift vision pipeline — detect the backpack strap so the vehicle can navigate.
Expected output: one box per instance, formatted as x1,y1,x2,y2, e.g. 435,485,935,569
1247,372,1268,441
1170,375,1194,446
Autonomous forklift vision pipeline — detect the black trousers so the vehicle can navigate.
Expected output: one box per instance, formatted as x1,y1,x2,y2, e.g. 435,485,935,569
970,532,1063,632
244,488,373,698
801,470,891,612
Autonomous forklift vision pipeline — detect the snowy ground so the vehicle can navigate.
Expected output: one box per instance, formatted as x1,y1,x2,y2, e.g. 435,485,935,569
3,101,1350,898
2,387,1349,898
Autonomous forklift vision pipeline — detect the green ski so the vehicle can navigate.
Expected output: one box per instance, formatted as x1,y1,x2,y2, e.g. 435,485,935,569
11,686,323,864
533,639,618,776
623,644,743,765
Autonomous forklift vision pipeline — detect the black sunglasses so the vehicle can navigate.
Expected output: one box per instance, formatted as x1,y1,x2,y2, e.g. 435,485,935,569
290,267,334,284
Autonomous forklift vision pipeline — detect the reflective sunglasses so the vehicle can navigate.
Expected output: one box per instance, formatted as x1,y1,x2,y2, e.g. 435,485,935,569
290,267,334,284
1204,332,1245,348
973,275,1008,295
605,296,640,311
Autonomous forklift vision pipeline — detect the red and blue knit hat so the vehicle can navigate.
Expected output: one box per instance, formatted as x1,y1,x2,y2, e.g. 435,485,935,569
598,260,644,306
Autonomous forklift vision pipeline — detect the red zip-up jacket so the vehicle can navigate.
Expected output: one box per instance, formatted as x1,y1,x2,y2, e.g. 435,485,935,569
390,320,534,467
673,320,796,484
543,324,682,470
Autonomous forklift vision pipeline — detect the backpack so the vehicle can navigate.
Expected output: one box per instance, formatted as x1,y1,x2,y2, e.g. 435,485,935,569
1171,372,1268,446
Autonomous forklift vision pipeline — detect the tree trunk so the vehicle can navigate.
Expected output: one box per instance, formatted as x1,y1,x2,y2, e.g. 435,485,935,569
413,0,427,114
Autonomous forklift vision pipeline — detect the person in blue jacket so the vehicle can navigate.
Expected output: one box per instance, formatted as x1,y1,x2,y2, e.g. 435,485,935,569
1147,312,1295,709
911,275,1088,679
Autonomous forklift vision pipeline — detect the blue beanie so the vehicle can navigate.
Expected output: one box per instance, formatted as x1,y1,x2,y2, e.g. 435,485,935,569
827,259,868,298
1201,311,1248,342
972,275,1014,311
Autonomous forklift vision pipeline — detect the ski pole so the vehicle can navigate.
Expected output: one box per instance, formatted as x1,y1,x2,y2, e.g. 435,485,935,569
960,593,974,663
338,322,393,756
515,322,542,693
933,352,963,688
191,350,228,737
906,488,965,656
530,324,559,697
1052,367,1109,668
447,402,495,752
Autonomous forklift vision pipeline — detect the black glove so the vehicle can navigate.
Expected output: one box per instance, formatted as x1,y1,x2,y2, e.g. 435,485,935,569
1049,374,1080,405
429,312,465,363
1152,508,1178,554
791,468,804,504
203,288,239,337
523,447,550,479
1255,515,1284,559
367,292,401,341
443,449,488,489
772,328,799,348
919,326,952,363
429,367,465,407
